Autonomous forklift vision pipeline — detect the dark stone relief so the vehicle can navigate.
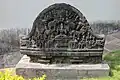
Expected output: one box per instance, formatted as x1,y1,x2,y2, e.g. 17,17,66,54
20,3,105,64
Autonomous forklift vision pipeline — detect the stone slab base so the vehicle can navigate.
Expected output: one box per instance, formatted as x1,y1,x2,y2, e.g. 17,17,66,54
16,55,110,80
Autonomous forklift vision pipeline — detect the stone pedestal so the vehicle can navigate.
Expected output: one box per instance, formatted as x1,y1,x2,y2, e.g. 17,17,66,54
16,55,110,80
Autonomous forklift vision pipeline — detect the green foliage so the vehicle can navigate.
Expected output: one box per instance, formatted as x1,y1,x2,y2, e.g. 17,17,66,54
0,69,46,80
28,74,46,80
0,69,24,80
104,50,120,70
82,50,120,80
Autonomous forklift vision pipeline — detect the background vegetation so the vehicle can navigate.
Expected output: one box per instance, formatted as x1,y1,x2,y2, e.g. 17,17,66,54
90,21,120,35
0,28,30,54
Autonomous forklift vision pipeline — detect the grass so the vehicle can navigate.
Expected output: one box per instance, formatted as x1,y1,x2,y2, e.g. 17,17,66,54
82,50,120,80
104,50,120,70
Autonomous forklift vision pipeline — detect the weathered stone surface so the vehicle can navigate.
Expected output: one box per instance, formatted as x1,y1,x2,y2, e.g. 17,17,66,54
20,3,105,64
16,55,110,80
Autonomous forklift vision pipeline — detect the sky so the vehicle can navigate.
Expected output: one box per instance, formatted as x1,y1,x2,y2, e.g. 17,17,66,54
0,0,120,29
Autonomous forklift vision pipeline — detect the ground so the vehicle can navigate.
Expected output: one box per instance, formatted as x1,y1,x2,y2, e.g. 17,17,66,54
105,31,120,52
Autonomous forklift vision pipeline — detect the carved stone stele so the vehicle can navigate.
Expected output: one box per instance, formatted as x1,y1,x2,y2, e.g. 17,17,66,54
20,3,105,64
